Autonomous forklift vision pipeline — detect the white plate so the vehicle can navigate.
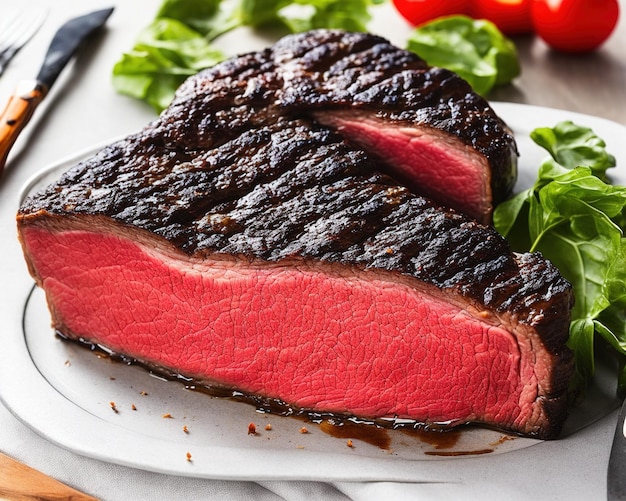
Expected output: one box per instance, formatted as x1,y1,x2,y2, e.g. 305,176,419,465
1,102,625,482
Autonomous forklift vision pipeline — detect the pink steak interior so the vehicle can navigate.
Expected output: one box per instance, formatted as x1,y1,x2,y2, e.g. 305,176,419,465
22,226,537,428
316,112,491,223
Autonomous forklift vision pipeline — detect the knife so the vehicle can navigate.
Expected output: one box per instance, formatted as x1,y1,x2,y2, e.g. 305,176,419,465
0,7,114,173
608,399,626,500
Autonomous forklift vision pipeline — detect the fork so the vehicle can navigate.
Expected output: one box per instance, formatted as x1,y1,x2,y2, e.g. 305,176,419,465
0,6,48,76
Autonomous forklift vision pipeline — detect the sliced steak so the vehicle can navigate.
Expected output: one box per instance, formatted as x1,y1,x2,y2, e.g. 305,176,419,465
18,118,573,439
149,30,518,223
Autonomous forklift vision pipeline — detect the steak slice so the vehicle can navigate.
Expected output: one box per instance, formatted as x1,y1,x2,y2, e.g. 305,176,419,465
149,30,518,224
17,119,573,439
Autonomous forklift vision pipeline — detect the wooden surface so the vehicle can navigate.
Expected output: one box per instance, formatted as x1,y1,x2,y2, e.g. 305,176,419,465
0,451,98,501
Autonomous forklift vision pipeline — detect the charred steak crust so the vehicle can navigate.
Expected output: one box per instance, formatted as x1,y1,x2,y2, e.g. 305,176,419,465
150,30,517,215
19,119,573,438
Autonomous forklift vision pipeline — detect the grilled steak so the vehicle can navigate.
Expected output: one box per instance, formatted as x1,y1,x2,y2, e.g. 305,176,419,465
18,115,573,439
150,30,518,224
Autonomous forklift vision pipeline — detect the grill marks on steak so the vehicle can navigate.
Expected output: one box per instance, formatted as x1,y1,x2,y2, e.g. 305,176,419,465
149,30,517,223
18,118,573,438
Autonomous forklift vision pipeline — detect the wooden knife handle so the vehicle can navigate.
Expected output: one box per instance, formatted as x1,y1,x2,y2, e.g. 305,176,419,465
0,451,98,500
0,79,47,173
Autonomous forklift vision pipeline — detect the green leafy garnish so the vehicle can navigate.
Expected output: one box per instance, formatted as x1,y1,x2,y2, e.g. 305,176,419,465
112,0,384,112
239,0,386,33
494,121,626,395
530,121,616,183
406,15,520,95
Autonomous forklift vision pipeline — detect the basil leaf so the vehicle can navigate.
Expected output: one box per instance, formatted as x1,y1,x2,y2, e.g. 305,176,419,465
406,15,520,95
492,188,531,239
568,318,596,396
494,121,626,394
531,121,617,182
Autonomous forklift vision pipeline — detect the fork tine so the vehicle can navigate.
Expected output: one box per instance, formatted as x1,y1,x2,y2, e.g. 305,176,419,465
0,9,48,53
0,7,48,75
0,11,24,48
0,8,23,34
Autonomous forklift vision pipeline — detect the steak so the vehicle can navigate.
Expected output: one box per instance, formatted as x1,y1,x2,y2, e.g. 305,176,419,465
18,115,573,439
149,30,518,224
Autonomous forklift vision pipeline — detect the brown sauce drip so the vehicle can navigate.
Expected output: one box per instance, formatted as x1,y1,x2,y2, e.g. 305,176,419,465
424,449,494,457
403,427,462,450
490,434,517,447
319,419,391,450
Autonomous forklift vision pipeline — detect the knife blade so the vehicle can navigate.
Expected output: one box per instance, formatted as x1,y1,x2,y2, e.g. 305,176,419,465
608,399,626,500
0,7,114,173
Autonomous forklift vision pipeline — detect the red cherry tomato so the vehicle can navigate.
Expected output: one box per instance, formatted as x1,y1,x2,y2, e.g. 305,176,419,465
531,0,620,52
391,0,469,27
470,0,534,35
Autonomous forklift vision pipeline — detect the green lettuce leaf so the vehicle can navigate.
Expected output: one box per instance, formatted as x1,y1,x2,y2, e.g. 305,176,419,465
406,15,520,95
494,121,626,395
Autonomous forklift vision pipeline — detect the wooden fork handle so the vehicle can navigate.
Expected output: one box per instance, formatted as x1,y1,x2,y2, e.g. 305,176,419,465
0,79,48,173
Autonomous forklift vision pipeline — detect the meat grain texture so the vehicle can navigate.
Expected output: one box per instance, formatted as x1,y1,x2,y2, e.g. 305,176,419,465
17,31,574,439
